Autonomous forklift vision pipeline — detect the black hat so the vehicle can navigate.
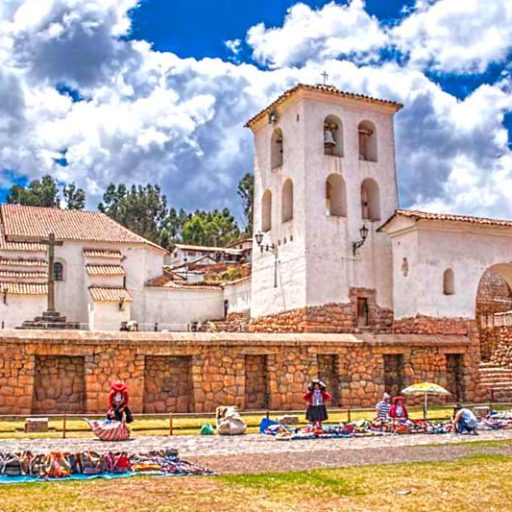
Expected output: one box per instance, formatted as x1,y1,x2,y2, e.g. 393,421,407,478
309,378,327,391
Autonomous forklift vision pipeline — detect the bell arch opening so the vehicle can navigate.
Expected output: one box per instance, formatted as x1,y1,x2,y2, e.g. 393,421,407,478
475,264,512,363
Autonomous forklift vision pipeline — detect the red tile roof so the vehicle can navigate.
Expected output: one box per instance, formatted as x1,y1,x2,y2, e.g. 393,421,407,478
146,273,222,291
88,286,133,303
0,282,47,295
0,204,165,251
86,264,125,276
245,83,403,128
83,248,123,259
0,258,47,267
0,270,47,279
380,209,512,232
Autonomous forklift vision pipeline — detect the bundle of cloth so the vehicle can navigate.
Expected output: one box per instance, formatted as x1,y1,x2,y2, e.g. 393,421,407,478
477,410,512,431
0,449,213,482
216,406,247,435
85,419,131,441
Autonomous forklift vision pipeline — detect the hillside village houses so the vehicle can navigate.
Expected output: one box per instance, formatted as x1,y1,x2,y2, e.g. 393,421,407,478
2,82,512,361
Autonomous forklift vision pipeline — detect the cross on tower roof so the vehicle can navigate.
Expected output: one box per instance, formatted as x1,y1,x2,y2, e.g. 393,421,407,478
321,71,329,85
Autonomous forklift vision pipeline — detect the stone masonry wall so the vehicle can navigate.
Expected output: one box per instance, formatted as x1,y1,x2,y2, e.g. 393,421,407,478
249,288,393,334
0,330,483,415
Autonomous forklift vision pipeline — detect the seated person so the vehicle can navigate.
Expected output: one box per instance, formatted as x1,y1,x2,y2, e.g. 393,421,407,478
390,396,409,420
375,392,391,420
107,381,133,424
452,405,478,434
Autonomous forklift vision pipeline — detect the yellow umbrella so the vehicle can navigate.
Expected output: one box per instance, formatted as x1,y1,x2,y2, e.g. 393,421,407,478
401,382,451,419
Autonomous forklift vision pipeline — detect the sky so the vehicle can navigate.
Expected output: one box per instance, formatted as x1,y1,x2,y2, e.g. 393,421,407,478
0,0,511,222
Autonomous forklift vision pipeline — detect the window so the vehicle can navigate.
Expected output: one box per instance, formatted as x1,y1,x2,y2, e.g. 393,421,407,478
271,128,283,169
325,174,347,217
443,269,455,295
53,262,64,281
358,120,377,162
360,178,380,220
261,189,272,232
281,179,293,223
357,297,369,327
324,115,343,157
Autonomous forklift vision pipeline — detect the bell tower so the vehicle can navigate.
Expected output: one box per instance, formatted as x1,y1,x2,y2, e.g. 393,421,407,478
247,83,402,332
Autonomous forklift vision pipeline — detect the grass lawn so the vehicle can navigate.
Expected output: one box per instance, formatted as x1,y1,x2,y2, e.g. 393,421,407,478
0,404,501,439
0,453,510,511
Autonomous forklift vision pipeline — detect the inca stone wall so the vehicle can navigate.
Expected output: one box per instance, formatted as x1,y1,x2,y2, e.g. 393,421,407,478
0,329,485,415
143,356,193,413
32,356,85,414
249,288,393,334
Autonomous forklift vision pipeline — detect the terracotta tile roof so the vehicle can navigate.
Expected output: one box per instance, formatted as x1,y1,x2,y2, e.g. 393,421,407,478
245,83,403,128
0,258,47,267
146,273,222,291
0,282,47,295
88,286,133,303
0,204,166,252
380,209,512,232
83,249,123,259
86,264,125,276
0,270,47,279
173,243,241,255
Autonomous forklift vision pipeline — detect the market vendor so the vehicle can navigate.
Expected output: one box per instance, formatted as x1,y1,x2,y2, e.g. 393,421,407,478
390,396,409,420
375,392,391,419
452,405,478,435
303,379,332,430
107,381,134,424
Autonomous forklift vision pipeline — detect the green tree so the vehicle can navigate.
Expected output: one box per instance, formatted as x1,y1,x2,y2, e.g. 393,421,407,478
7,174,60,207
237,172,254,235
160,207,190,247
63,183,86,210
181,208,240,247
98,183,168,245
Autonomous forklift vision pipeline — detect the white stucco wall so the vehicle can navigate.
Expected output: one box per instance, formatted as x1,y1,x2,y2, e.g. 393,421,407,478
386,219,512,319
250,89,399,317
0,295,46,329
88,300,131,331
224,278,251,314
142,287,224,330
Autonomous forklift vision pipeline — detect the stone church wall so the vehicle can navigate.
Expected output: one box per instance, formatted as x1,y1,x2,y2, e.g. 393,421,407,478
0,330,484,415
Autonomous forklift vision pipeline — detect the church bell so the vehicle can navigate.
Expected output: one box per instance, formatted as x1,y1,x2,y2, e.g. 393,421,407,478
324,129,336,147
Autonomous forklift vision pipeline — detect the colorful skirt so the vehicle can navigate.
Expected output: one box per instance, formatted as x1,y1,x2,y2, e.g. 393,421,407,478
306,404,328,423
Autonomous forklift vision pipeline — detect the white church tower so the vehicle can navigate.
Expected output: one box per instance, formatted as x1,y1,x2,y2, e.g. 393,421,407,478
246,83,402,332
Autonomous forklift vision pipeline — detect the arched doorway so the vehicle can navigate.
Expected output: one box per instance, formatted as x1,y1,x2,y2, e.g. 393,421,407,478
475,264,512,362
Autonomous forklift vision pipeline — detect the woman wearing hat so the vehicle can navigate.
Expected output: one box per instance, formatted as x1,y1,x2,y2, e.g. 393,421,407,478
389,396,409,420
303,379,332,431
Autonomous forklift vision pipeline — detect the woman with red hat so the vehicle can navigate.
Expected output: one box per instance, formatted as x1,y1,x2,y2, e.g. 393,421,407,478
107,381,133,423
389,396,409,420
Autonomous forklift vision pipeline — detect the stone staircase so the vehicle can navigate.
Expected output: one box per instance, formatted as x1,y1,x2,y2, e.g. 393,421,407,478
18,310,80,330
479,361,512,402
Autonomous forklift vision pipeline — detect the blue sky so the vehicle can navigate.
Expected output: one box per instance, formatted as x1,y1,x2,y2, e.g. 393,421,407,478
0,0,511,222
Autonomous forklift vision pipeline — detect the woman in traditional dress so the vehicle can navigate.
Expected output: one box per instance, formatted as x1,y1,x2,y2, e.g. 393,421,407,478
303,379,332,431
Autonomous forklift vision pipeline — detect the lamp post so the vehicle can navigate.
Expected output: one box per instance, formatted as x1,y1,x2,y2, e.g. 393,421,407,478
255,231,278,288
352,224,369,256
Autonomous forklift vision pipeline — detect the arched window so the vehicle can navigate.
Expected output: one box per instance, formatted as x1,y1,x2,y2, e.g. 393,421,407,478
361,178,380,221
281,179,293,223
271,128,283,169
324,115,343,157
261,189,272,232
443,269,455,295
53,261,64,281
326,174,347,217
358,120,377,162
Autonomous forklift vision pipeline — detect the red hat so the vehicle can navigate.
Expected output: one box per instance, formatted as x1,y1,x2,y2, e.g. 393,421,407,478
111,381,128,393
392,396,405,402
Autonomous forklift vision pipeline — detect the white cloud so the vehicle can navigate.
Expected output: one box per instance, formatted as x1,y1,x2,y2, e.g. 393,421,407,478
246,0,387,68
392,0,512,73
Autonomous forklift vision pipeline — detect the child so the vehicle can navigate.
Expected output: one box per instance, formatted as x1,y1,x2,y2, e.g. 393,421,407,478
303,379,332,431
389,396,409,420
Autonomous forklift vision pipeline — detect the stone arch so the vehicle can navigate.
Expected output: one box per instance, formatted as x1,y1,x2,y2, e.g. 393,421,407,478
271,128,283,169
358,120,377,162
325,174,347,217
281,179,293,223
261,189,272,232
323,115,343,157
475,264,512,362
360,178,380,221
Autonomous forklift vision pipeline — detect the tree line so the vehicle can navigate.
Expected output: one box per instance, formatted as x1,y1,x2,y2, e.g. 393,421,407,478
5,173,254,248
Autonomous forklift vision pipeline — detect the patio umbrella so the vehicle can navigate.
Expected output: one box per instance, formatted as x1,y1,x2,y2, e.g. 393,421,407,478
401,382,451,419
